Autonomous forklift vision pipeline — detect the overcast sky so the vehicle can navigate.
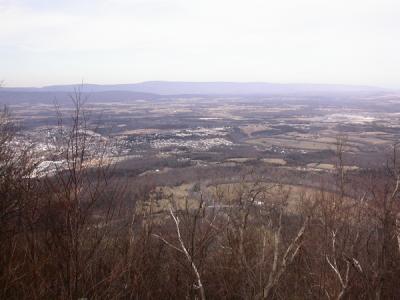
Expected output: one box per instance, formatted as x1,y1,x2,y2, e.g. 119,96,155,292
1,0,399,87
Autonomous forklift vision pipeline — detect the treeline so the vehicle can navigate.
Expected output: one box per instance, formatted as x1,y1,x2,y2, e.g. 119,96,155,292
1,100,400,299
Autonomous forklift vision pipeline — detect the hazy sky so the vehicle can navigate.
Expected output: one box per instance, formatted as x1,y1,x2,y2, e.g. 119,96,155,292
1,0,399,87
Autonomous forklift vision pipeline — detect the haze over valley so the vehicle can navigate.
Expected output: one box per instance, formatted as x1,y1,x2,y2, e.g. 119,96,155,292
4,81,399,181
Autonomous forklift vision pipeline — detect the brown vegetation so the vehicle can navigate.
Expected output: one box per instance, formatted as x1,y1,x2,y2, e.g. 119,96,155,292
1,98,400,299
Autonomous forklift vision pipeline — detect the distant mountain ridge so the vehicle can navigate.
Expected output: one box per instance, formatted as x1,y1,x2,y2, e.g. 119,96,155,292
0,90,160,105
2,81,386,95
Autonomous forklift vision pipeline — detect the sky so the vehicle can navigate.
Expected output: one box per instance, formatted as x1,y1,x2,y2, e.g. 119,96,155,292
0,0,399,87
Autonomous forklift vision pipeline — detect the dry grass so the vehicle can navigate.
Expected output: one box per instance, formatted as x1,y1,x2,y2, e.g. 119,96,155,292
247,137,337,151
306,162,358,171
262,158,287,165
239,124,272,136
226,157,255,163
137,183,199,214
117,128,169,135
